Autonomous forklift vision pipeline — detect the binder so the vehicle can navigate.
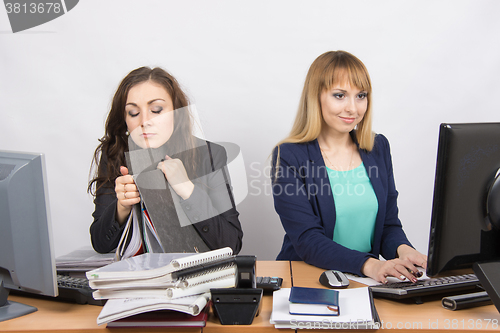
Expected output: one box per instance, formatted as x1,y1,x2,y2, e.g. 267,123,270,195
86,247,233,282
91,249,239,326
92,260,237,299
166,268,236,299
134,169,209,253
97,293,210,326
123,139,231,256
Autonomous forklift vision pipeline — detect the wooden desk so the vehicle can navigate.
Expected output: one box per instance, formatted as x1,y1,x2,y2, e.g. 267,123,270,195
4,261,499,332
0,261,291,333
1,295,200,333
291,261,500,332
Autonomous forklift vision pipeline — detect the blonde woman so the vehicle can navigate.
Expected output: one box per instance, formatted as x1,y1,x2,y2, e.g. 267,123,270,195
272,51,426,283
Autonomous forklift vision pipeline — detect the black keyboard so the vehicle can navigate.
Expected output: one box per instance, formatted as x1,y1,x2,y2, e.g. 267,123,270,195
56,275,105,305
370,273,481,300
11,275,104,306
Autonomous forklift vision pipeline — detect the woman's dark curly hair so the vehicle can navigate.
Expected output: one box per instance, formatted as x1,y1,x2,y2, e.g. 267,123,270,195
88,67,195,196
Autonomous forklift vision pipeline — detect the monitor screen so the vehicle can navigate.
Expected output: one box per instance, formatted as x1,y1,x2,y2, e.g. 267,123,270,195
426,123,500,277
0,151,57,322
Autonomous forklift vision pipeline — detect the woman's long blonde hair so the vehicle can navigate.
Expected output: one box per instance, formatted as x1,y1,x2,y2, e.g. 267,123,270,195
277,50,374,151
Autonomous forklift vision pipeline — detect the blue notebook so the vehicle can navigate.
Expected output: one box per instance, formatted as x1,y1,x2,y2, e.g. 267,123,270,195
288,286,340,316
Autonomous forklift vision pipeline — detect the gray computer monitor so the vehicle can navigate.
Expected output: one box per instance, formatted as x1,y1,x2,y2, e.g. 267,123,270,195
0,151,57,322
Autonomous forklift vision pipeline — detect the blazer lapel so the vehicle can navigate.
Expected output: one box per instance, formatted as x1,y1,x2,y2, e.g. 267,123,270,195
308,140,336,238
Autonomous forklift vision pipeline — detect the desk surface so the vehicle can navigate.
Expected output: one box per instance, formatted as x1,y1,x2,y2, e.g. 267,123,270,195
3,261,500,332
291,261,500,332
204,260,291,333
0,261,291,333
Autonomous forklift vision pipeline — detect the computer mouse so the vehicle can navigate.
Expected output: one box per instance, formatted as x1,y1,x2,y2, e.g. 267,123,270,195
319,270,350,289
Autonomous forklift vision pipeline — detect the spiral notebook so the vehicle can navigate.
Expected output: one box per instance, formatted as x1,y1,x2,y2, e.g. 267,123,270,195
92,261,236,299
97,293,210,326
166,266,237,299
86,247,233,283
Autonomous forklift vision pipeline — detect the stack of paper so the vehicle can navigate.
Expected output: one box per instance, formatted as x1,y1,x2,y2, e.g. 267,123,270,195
97,293,211,326
106,306,211,328
55,246,115,272
85,247,237,326
271,287,380,330
115,207,143,260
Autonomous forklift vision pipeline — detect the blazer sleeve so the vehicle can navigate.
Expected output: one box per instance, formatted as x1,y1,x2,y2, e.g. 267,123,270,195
376,134,413,259
272,144,375,276
89,154,128,254
179,143,243,254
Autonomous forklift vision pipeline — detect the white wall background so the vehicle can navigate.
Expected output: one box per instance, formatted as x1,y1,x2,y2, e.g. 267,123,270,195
1,0,499,260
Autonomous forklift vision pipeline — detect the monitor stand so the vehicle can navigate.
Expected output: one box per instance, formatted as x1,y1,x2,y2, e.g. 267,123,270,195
473,261,500,313
0,279,37,322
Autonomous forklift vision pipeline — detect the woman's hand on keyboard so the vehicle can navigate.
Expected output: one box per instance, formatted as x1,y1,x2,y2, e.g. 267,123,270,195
362,257,419,284
397,244,428,270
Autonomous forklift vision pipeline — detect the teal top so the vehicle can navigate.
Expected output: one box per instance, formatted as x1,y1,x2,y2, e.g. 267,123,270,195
326,163,378,253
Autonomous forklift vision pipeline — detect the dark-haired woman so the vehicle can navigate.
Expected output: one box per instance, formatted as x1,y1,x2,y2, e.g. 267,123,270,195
88,67,243,255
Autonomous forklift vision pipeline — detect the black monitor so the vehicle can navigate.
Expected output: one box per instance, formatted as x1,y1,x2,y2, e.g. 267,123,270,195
426,123,500,277
0,151,58,322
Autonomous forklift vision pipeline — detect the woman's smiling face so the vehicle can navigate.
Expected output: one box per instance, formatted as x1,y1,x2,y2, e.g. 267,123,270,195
320,81,368,135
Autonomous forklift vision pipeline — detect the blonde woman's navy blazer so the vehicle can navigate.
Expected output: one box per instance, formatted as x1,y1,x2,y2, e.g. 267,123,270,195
271,132,413,276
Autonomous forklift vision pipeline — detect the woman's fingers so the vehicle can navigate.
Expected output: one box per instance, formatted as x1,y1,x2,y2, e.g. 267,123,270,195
115,170,140,207
378,259,419,283
157,157,194,200
120,166,129,176
397,245,428,269
157,158,189,185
